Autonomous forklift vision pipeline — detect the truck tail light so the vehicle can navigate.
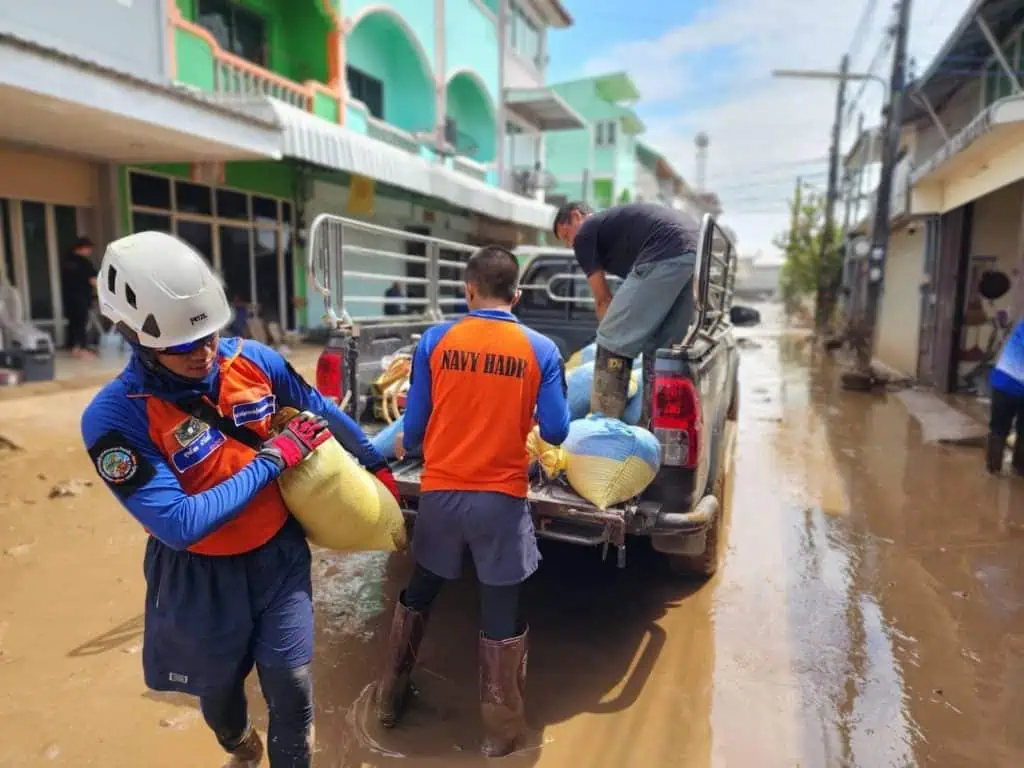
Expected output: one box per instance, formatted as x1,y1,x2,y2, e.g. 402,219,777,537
316,347,345,403
651,374,701,468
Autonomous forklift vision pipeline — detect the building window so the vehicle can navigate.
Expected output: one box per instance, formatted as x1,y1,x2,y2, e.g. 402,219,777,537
595,120,617,147
127,170,296,330
197,0,267,67
347,66,384,119
508,3,542,67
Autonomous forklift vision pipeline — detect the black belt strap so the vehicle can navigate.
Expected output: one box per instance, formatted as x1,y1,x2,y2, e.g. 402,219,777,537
176,396,263,451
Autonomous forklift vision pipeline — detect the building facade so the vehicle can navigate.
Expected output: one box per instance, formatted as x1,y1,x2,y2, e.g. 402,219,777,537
0,0,582,340
848,0,1024,395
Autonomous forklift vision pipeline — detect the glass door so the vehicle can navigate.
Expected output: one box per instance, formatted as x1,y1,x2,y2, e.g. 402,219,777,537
218,224,253,306
21,201,56,327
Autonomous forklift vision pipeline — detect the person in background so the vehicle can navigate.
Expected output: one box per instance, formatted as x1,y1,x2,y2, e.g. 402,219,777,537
229,294,250,338
61,236,98,358
552,201,701,422
384,282,405,316
375,246,570,756
987,315,1024,475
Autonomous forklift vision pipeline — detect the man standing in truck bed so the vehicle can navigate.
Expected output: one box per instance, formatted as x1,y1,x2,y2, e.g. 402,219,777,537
553,201,701,420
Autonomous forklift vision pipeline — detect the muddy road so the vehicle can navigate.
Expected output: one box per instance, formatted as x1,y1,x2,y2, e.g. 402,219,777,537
2,309,1023,767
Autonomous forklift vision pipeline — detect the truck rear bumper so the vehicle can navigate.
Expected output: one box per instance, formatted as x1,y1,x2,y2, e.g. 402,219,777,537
393,461,713,568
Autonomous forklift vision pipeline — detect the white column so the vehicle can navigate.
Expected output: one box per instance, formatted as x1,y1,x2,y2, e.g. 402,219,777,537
496,0,509,186
434,0,447,156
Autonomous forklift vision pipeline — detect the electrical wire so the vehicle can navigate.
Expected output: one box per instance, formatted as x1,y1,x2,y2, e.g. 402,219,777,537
848,0,881,63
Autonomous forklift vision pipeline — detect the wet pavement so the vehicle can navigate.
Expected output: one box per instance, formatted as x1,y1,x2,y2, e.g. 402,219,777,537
2,307,1023,767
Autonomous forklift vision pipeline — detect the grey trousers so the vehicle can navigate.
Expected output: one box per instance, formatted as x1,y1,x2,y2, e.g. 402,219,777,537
596,253,697,359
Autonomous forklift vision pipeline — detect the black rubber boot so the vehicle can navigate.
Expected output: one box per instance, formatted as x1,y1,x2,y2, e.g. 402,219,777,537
638,354,655,428
591,346,633,420
1012,435,1023,477
986,433,1007,475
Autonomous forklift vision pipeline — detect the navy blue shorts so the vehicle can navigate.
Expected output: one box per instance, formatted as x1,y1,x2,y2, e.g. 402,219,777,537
412,490,540,587
141,517,313,697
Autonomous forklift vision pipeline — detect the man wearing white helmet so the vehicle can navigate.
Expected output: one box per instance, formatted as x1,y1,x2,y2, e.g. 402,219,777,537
80,231,400,767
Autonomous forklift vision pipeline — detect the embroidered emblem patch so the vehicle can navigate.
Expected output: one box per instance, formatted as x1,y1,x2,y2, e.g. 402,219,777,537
171,428,226,474
97,447,138,484
232,394,277,426
173,417,210,448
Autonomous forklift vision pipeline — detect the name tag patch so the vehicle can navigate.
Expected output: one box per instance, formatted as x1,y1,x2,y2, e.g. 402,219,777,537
232,394,277,426
171,428,226,473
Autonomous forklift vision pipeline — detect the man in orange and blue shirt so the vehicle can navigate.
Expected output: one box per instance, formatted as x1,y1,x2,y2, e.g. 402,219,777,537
374,246,570,756
80,232,398,767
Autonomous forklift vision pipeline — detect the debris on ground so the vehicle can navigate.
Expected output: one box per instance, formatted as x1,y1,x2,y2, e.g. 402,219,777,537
48,479,93,499
0,433,21,453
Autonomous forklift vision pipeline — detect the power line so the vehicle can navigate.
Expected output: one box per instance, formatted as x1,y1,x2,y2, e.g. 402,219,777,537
848,0,881,62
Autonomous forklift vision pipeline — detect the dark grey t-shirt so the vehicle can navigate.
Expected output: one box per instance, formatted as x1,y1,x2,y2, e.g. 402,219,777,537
572,203,700,279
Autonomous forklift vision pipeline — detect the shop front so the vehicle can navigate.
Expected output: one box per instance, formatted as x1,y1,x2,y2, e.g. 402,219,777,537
123,163,302,333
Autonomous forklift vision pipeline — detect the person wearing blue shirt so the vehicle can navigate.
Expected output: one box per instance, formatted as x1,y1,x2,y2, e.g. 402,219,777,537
988,317,1024,475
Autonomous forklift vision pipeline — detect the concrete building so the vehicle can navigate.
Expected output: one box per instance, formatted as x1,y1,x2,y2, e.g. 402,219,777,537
734,254,781,300
847,0,1024,394
544,72,645,208
0,0,576,339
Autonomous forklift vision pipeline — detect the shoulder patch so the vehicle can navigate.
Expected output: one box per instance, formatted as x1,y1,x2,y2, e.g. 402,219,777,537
87,429,156,499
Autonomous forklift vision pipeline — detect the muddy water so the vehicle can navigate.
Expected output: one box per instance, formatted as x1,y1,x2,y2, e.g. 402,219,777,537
2,313,1023,766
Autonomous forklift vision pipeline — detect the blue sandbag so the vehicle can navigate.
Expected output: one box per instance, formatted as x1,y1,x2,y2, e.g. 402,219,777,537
566,357,644,423
562,416,661,509
371,416,410,460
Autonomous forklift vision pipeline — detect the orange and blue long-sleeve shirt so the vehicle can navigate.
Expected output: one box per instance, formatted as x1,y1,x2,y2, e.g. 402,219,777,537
402,309,570,498
80,338,386,555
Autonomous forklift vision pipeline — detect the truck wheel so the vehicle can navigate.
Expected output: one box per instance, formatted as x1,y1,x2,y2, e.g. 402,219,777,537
664,510,721,578
663,454,727,578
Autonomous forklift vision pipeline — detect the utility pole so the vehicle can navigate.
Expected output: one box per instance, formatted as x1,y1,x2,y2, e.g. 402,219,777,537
853,0,913,376
814,54,849,335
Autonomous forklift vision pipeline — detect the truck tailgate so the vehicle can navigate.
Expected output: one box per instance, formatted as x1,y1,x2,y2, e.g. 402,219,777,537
391,459,662,566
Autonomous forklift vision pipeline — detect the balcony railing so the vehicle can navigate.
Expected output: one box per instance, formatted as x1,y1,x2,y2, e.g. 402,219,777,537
214,59,310,110
453,155,489,182
169,5,340,122
366,116,421,155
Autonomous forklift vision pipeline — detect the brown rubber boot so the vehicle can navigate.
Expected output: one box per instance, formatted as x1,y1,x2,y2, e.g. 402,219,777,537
479,627,528,757
1012,435,1023,476
987,433,1007,475
592,346,633,420
226,726,263,767
375,594,430,727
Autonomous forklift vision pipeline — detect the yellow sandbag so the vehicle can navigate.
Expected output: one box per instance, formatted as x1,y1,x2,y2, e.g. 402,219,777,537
271,408,407,552
526,425,567,479
562,416,661,510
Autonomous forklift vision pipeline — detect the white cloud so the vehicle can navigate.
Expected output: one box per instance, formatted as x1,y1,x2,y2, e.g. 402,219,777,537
582,0,973,255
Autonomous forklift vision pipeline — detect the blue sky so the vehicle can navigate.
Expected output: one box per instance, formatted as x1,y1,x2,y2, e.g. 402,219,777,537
541,0,972,259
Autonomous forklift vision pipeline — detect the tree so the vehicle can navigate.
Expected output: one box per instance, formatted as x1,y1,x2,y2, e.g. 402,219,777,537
773,184,843,324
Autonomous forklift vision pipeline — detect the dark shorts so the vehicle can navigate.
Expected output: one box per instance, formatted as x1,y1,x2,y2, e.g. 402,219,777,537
412,490,540,586
142,517,313,697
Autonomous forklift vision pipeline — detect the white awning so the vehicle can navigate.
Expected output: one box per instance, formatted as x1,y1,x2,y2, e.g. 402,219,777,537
0,33,282,162
504,87,587,131
268,99,557,230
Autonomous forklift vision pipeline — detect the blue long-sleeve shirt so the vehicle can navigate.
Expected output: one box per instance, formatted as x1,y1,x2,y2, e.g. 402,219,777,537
992,319,1024,398
81,338,386,551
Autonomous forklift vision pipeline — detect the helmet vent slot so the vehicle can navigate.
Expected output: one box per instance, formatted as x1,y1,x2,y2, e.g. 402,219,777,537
141,314,161,339
106,266,118,294
125,284,138,309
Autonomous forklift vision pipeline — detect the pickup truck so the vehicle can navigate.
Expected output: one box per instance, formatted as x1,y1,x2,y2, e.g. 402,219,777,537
307,213,759,577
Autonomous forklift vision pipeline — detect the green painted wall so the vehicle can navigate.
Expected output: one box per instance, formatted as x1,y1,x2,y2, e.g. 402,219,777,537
446,73,496,163
176,0,330,85
313,91,340,122
347,13,435,132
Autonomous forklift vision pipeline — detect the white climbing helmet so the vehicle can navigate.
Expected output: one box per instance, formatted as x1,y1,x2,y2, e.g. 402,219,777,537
98,231,232,350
